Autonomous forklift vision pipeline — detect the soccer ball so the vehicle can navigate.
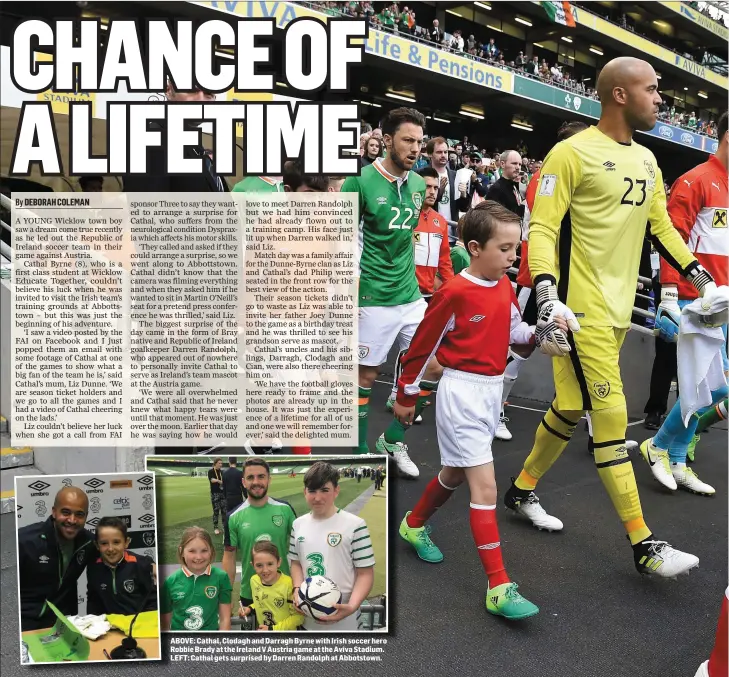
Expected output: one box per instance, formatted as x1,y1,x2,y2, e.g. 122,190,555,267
298,575,342,621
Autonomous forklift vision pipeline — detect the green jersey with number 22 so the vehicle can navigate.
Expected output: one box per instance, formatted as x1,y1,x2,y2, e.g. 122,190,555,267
342,160,426,307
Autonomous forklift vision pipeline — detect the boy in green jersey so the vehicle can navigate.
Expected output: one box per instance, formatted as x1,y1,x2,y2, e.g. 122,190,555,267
342,108,437,475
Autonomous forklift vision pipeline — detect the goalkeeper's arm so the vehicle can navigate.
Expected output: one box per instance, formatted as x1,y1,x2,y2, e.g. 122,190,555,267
527,143,583,356
647,165,715,296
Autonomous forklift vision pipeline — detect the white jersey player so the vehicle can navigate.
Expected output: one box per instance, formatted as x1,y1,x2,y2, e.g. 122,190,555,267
288,462,375,631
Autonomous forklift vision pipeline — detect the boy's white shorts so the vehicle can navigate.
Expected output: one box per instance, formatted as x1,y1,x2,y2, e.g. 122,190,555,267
436,368,503,468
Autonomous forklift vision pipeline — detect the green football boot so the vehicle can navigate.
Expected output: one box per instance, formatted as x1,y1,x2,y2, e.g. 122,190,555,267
486,582,539,620
399,512,443,563
686,434,700,463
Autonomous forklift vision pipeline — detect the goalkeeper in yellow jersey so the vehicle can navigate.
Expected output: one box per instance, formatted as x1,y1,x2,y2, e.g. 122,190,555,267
503,56,729,577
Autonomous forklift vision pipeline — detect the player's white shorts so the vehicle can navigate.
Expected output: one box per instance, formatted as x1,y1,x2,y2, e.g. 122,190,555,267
436,368,502,468
358,299,427,367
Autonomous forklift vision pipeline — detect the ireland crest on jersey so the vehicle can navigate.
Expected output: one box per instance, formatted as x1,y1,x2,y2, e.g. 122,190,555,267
593,381,611,398
272,514,283,527
327,533,342,547
205,586,218,599
412,190,423,212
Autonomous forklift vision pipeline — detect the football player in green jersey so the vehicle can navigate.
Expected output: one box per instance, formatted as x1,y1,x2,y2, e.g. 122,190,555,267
342,108,434,476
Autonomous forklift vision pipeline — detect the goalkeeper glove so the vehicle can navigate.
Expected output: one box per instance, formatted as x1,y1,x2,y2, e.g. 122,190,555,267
654,286,680,342
687,264,729,328
534,280,581,357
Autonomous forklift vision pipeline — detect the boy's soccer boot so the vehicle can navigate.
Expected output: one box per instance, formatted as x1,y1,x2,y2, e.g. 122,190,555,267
486,582,539,620
495,413,513,441
639,438,677,490
671,464,715,496
399,512,443,563
376,434,419,478
686,434,700,463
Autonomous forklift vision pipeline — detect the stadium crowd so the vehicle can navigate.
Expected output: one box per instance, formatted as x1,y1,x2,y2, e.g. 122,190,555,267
297,0,722,139
359,127,546,202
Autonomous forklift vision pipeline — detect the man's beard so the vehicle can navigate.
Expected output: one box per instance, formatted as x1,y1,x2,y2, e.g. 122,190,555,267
248,485,268,498
390,148,411,172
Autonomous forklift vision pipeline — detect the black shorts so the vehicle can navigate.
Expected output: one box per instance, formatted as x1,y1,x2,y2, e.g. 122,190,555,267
515,285,537,325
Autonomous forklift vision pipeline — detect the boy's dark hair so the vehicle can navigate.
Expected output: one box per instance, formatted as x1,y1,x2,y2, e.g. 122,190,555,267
283,159,330,191
251,540,281,561
557,120,589,142
381,107,426,138
718,111,728,141
462,201,521,251
303,461,340,491
95,516,128,540
228,457,237,465
426,136,447,155
418,166,439,180
244,457,270,475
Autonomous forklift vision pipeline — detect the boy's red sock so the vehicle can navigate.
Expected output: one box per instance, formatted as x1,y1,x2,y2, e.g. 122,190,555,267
470,503,510,588
406,474,457,528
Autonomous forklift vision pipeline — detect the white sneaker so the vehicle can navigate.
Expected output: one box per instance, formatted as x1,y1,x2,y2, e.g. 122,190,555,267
693,660,709,677
635,540,699,578
672,465,716,496
639,439,677,490
506,492,563,532
375,434,419,478
495,414,512,441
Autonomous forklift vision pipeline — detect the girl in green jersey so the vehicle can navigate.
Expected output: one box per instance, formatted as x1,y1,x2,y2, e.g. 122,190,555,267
161,527,232,631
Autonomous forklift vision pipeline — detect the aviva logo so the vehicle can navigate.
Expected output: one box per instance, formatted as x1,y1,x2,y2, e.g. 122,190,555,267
675,55,706,79
206,1,300,28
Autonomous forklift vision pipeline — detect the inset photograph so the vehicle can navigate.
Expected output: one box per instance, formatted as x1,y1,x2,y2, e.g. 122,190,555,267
15,472,161,663
149,454,387,632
